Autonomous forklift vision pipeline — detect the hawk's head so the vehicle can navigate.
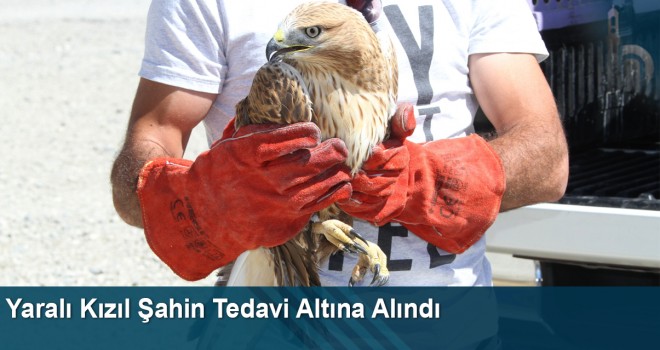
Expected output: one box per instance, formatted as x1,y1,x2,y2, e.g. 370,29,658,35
265,2,380,78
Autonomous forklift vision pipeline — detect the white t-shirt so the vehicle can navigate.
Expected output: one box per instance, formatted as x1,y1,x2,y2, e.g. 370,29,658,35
139,0,548,287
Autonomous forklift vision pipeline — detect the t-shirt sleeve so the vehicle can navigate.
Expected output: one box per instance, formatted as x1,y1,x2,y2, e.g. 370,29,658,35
468,0,549,62
139,0,226,93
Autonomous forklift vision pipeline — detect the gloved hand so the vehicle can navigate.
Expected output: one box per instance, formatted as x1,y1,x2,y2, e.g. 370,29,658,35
338,104,415,225
340,104,506,253
137,122,352,281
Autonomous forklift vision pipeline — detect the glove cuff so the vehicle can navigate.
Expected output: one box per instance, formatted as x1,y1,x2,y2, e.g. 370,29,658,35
395,134,505,253
137,158,243,281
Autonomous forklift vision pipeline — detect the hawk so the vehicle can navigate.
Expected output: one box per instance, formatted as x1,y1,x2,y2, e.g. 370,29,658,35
226,1,398,287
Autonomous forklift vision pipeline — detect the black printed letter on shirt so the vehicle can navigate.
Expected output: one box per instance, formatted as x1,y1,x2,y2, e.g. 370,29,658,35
378,224,413,271
384,5,435,105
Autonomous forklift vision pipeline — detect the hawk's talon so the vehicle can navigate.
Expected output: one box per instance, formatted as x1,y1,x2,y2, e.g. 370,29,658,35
349,229,368,245
342,243,366,255
348,241,390,287
371,274,389,287
352,242,369,255
372,264,381,280
312,220,368,255
370,264,388,286
312,219,389,287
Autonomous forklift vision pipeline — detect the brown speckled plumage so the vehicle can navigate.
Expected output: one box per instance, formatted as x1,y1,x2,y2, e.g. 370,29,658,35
235,62,313,128
283,2,398,172
232,2,397,286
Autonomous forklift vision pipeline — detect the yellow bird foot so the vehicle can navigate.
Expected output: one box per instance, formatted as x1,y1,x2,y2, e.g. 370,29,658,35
348,241,390,287
311,219,389,287
312,219,369,255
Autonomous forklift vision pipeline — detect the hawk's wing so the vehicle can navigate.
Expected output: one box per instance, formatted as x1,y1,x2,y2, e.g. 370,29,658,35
227,60,320,287
235,61,313,129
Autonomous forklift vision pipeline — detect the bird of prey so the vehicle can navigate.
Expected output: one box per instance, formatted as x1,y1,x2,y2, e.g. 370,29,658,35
225,1,398,287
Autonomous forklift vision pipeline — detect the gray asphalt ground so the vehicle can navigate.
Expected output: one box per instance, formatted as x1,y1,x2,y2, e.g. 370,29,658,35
0,0,214,285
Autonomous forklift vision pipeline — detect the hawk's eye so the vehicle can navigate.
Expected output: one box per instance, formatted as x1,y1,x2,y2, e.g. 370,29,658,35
305,26,321,38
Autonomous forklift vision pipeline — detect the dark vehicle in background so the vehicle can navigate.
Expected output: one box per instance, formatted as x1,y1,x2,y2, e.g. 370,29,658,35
483,2,660,347
485,0,660,286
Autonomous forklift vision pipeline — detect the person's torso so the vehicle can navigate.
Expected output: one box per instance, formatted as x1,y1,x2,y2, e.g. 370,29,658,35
206,0,491,286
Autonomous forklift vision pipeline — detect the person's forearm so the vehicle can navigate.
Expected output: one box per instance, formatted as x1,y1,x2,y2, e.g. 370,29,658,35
110,138,173,227
488,117,569,212
466,53,569,212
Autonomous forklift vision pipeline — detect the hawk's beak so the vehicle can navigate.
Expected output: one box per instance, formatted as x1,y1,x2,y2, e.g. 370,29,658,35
266,37,284,62
266,36,312,62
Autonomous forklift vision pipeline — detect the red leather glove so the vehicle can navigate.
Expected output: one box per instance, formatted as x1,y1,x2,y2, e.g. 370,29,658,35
137,122,352,281
339,104,415,225
340,104,506,254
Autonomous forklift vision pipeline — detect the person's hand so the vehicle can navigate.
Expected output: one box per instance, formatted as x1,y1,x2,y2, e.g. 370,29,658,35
137,122,352,281
340,103,506,253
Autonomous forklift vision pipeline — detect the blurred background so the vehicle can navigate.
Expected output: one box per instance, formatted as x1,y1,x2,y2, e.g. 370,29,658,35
0,0,216,285
0,0,533,286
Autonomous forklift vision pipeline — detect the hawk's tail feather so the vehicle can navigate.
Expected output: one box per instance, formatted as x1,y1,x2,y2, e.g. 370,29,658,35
213,262,235,287
271,222,321,286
